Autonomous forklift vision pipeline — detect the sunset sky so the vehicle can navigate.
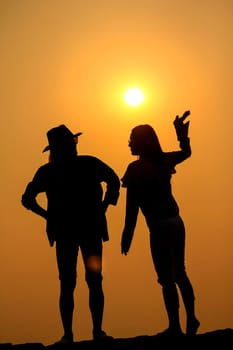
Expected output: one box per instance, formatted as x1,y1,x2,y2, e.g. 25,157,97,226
1,0,233,345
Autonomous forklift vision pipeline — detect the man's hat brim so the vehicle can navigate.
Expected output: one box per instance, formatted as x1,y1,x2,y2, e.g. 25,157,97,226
42,132,82,152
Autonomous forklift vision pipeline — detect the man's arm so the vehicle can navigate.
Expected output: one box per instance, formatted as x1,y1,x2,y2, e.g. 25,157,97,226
21,168,48,220
100,162,120,211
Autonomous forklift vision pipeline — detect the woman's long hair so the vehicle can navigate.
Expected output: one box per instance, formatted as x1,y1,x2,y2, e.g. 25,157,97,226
131,124,163,157
131,124,175,176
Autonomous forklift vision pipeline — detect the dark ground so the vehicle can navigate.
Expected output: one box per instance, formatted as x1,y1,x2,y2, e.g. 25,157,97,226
1,329,233,350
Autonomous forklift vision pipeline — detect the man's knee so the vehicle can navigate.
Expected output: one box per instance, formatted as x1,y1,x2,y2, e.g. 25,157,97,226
60,275,77,292
85,271,103,288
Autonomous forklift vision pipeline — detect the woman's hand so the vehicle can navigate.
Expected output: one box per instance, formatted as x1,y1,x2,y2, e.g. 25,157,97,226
173,110,190,141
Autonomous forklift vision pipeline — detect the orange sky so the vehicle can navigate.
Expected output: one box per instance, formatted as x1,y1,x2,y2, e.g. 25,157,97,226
1,0,233,345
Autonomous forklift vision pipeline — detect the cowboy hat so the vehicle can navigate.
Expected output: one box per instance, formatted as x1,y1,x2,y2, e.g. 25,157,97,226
42,124,82,152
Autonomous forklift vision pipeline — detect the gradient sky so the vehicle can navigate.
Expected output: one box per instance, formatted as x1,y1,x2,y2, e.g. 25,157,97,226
1,0,233,345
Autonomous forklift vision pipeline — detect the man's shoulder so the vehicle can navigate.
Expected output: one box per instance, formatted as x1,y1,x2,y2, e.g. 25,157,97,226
31,162,52,181
36,162,51,173
77,154,102,163
78,154,98,160
77,154,110,166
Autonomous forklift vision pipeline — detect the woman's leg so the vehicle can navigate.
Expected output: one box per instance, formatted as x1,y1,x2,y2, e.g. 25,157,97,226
173,216,200,335
150,221,182,334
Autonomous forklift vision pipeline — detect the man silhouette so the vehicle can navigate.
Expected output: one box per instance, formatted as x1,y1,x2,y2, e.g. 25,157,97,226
21,124,120,344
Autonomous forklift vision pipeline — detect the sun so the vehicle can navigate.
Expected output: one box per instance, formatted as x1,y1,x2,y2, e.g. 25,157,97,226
124,87,144,106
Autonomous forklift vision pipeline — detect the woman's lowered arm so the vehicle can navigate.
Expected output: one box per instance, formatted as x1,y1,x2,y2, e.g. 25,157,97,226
121,187,139,255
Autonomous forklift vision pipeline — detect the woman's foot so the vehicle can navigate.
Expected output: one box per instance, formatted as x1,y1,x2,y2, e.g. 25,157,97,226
186,318,200,335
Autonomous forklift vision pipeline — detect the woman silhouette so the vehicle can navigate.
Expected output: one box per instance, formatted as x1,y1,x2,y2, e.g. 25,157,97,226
121,111,200,336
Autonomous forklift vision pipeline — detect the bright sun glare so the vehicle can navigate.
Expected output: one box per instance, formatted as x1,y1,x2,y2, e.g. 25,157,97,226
124,87,144,106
